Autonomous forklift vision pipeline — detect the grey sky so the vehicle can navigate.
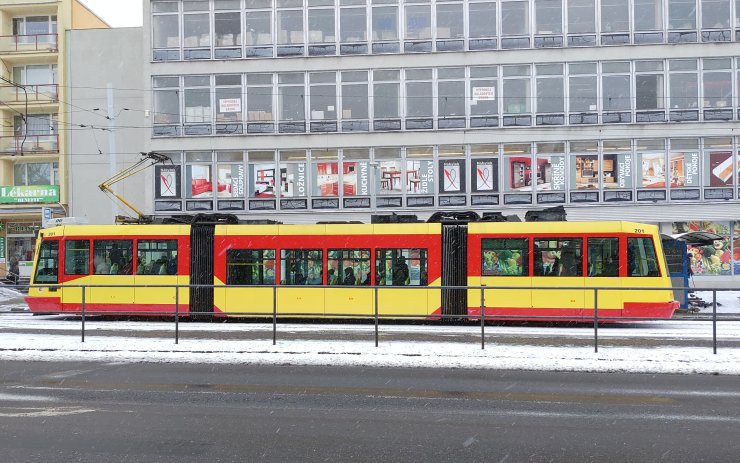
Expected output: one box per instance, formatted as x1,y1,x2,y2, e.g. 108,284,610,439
80,0,143,27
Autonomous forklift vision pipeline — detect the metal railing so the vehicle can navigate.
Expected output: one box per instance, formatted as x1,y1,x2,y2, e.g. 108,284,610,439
0,34,58,53
0,134,59,154
8,283,737,355
0,83,58,104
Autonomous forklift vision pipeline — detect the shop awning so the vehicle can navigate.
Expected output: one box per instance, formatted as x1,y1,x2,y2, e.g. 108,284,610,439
662,232,724,246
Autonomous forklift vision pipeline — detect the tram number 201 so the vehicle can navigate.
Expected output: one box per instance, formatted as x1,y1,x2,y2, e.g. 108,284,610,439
633,228,644,234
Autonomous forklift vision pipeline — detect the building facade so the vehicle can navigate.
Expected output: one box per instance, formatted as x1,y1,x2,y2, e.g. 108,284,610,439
143,0,740,280
0,0,108,278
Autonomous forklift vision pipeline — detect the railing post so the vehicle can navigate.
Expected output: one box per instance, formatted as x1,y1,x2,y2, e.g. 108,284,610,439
272,285,277,346
175,284,179,345
712,289,717,355
374,286,379,347
480,286,485,350
81,286,86,343
593,288,598,353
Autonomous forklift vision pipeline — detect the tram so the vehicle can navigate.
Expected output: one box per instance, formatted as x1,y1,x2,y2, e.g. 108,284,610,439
26,213,678,320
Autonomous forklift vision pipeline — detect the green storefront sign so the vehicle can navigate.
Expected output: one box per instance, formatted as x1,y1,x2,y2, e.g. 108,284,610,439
0,185,59,204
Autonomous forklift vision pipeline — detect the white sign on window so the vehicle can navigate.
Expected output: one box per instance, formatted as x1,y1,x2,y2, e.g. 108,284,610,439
219,98,242,113
472,87,495,101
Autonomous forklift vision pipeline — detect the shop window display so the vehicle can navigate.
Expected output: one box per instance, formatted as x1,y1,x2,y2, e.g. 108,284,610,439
673,221,731,276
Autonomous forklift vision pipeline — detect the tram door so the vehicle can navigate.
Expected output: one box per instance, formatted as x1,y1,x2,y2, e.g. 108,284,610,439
441,224,468,317
190,223,215,315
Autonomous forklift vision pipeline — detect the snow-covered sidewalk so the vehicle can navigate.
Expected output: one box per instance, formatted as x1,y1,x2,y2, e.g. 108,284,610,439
2,313,740,375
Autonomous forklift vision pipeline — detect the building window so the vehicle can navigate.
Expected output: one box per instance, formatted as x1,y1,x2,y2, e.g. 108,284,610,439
535,143,566,192
248,150,276,198
153,76,180,134
245,2,273,57
470,66,498,127
702,58,732,114
279,150,308,198
215,74,243,134
702,0,730,29
636,139,666,189
404,3,432,40
183,1,211,59
535,0,563,34
183,76,212,135
12,64,57,101
343,148,371,197
217,151,245,199
309,72,338,132
373,70,401,130
14,162,58,186
635,61,665,115
568,0,595,34
437,68,465,128
468,1,497,49
340,71,369,131
600,0,629,33
405,69,434,129
214,1,242,58
278,73,306,133
504,143,533,192
668,60,698,119
703,138,733,188
602,139,633,191
436,1,464,50
246,73,274,133
535,64,564,124
376,148,403,195
372,4,399,52
340,1,368,53
502,65,531,121
570,141,599,191
668,139,700,189
408,147,436,195
568,62,597,122
501,0,530,48
33,241,58,284
277,7,304,56
633,0,663,32
668,0,697,30
307,5,336,55
12,15,57,45
602,62,631,122
186,151,214,199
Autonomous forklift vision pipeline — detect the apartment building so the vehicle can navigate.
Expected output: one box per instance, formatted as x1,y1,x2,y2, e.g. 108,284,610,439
142,0,740,280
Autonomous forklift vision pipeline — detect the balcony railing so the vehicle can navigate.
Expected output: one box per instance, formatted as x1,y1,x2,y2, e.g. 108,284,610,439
0,83,58,104
0,34,58,53
0,134,58,154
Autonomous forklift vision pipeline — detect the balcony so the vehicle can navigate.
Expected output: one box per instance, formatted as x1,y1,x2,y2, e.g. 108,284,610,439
0,34,57,54
0,134,58,154
0,83,57,104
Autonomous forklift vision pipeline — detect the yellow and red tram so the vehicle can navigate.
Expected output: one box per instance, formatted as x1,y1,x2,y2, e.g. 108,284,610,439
26,216,678,320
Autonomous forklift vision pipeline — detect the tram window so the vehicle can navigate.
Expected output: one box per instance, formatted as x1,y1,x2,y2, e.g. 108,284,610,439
533,238,583,277
93,240,133,275
587,238,619,277
328,249,370,286
227,249,275,285
137,240,178,275
64,240,90,275
481,238,528,276
376,249,428,286
281,250,323,285
627,237,660,277
33,240,58,284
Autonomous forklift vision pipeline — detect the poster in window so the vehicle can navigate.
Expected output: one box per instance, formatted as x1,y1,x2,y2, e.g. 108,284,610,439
313,162,339,197
217,164,245,198
471,159,498,192
535,155,565,191
155,165,180,199
603,154,632,189
249,163,276,197
219,98,242,113
507,156,532,191
439,160,465,193
639,153,665,188
706,151,733,187
668,151,699,188
279,163,307,197
378,161,403,195
405,160,434,195
187,164,213,198
343,162,370,196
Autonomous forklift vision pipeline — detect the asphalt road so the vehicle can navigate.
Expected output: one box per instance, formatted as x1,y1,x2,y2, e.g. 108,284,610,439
0,361,738,462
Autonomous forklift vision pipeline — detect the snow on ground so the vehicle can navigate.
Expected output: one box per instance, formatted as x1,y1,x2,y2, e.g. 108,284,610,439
3,289,740,375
